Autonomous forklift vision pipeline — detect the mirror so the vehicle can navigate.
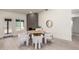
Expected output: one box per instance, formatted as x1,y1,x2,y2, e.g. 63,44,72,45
46,20,53,28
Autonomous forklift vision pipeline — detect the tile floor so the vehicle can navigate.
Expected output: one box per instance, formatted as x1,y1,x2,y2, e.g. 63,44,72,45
0,35,79,50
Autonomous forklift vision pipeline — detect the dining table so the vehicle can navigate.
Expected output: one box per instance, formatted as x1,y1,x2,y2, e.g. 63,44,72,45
27,30,45,44
27,30,44,35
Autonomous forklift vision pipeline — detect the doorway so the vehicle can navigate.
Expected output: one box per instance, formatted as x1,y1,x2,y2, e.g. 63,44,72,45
72,17,79,41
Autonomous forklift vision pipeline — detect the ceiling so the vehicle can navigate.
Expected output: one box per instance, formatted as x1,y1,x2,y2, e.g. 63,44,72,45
0,9,45,14
1,9,79,14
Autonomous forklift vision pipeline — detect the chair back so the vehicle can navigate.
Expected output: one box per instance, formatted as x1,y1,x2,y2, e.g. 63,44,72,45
18,32,29,41
32,34,43,43
44,33,53,39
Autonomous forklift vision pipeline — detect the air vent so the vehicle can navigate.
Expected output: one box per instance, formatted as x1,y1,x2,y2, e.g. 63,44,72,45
45,9,48,11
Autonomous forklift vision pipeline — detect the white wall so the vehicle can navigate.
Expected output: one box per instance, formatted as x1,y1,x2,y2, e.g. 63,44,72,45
39,9,73,41
0,11,27,37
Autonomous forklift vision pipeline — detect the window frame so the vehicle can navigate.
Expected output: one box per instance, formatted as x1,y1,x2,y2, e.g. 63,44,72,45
16,19,24,31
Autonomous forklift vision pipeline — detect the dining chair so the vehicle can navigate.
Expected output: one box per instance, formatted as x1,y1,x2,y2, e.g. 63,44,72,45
44,32,53,44
18,32,30,47
32,34,43,49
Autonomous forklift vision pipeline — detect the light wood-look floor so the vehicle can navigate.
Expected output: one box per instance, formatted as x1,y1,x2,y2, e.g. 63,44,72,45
0,36,79,50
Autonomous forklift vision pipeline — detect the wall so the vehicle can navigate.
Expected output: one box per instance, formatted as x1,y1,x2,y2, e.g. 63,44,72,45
39,9,73,41
0,11,27,37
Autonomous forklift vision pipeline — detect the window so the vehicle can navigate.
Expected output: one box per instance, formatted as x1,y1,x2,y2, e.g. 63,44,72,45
16,19,24,31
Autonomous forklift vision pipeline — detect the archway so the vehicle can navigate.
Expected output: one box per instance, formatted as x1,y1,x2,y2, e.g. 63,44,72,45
72,17,79,41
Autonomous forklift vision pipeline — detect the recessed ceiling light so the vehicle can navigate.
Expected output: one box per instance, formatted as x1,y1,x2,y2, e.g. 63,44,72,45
29,11,33,13
45,9,48,11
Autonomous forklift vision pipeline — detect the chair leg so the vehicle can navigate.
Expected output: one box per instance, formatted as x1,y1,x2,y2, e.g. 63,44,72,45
38,43,41,49
26,40,29,46
35,43,37,49
45,39,47,44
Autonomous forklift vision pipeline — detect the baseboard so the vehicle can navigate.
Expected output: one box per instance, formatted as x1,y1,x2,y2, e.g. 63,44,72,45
53,37,72,42
0,34,17,39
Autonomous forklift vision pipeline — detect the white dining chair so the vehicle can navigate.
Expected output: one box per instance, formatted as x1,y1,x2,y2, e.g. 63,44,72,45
32,34,43,49
24,33,30,46
32,35,38,49
44,32,53,44
18,32,30,47
37,35,43,49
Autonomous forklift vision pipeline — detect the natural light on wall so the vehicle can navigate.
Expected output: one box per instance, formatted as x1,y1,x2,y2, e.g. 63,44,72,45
4,29,12,34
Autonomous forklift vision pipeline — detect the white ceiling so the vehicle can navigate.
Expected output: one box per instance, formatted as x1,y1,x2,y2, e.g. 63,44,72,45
0,9,45,14
1,9,79,14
